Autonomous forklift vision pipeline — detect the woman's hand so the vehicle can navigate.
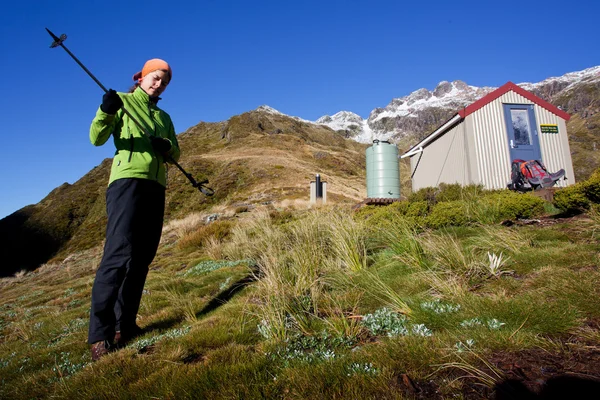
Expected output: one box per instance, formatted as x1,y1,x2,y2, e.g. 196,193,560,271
100,89,123,115
150,137,171,155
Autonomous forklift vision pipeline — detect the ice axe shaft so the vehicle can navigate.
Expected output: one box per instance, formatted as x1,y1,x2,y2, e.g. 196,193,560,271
46,28,214,196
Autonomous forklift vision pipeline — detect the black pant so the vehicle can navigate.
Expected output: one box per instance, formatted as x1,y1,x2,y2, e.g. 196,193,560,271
88,178,165,344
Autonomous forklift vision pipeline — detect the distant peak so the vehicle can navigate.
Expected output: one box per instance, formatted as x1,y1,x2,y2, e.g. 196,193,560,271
254,105,314,125
316,111,363,125
255,105,284,115
433,81,453,97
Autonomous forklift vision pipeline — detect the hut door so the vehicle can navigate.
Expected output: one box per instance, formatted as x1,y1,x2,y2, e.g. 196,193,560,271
503,104,541,162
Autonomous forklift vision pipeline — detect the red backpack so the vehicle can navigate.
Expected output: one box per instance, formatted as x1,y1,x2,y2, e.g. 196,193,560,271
508,159,565,191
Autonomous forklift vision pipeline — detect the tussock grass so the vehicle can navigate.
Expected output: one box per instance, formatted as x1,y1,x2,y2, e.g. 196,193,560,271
164,212,205,240
373,218,429,270
435,350,505,390
2,202,600,399
177,220,233,250
468,225,533,256
325,210,369,272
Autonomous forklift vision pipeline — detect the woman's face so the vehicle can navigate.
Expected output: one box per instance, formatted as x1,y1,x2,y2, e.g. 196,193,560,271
140,70,170,97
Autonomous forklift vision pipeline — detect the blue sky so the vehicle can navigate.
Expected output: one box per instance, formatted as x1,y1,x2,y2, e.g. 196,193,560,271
0,0,598,219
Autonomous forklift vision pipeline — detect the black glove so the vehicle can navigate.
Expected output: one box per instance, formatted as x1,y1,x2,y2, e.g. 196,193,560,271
100,89,123,114
150,136,172,155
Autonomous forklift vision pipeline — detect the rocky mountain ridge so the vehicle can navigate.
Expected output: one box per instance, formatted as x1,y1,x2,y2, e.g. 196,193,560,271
314,65,600,143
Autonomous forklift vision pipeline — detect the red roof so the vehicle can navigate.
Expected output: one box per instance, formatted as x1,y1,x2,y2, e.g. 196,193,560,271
457,81,571,121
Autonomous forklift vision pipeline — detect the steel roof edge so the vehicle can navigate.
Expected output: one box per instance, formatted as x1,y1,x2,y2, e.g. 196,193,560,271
401,114,462,158
457,81,571,121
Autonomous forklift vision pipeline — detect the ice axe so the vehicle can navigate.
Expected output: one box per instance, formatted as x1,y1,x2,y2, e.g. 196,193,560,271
46,28,214,196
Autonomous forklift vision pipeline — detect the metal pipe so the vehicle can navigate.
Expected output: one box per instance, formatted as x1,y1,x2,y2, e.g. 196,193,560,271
315,174,322,198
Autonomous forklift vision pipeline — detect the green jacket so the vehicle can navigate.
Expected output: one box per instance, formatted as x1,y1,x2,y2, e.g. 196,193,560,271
90,87,181,188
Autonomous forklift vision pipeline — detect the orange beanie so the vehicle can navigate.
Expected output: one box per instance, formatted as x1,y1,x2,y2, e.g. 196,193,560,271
132,59,172,81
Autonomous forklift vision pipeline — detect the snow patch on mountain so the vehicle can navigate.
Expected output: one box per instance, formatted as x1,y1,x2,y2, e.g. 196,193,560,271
519,65,600,92
316,111,381,143
312,80,496,143
254,105,313,124
256,66,599,144
368,80,495,124
316,111,362,130
255,105,285,115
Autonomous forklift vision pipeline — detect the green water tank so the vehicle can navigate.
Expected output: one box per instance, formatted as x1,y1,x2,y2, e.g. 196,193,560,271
366,140,400,198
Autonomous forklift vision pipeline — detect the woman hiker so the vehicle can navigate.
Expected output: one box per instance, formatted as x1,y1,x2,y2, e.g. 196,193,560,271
87,59,180,361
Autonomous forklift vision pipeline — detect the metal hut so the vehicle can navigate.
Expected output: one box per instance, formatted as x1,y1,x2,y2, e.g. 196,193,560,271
401,82,575,192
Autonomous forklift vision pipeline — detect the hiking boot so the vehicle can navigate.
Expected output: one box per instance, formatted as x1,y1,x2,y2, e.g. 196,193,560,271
114,325,144,347
90,340,113,361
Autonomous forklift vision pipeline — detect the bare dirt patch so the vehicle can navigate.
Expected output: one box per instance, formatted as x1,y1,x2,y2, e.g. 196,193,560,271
395,346,600,399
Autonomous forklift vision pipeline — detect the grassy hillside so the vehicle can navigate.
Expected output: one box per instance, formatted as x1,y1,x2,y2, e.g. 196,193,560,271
0,110,368,276
0,159,111,276
566,112,600,182
1,186,600,398
2,98,600,396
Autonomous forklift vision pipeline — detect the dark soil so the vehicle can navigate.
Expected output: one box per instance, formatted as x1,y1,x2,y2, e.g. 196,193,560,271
396,345,600,399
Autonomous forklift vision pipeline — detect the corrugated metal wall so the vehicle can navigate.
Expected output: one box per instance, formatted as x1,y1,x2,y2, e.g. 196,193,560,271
471,91,574,189
470,93,513,189
410,122,470,191
534,107,575,186
410,91,574,191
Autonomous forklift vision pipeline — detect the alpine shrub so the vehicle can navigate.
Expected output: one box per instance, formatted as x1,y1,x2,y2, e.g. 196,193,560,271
386,200,411,215
478,191,545,221
408,187,438,205
355,201,427,228
553,183,590,214
408,184,485,205
583,170,600,204
405,201,429,218
435,183,485,203
425,200,471,228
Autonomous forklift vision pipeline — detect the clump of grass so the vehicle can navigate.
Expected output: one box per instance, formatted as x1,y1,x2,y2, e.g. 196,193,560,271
222,209,283,261
177,220,233,250
373,218,429,270
243,210,335,339
326,210,369,272
319,292,365,339
358,271,413,315
424,232,479,275
468,225,533,256
420,269,470,299
164,212,205,239
439,350,505,389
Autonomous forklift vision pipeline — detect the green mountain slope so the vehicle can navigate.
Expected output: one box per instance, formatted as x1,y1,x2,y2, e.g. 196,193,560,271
0,109,367,276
